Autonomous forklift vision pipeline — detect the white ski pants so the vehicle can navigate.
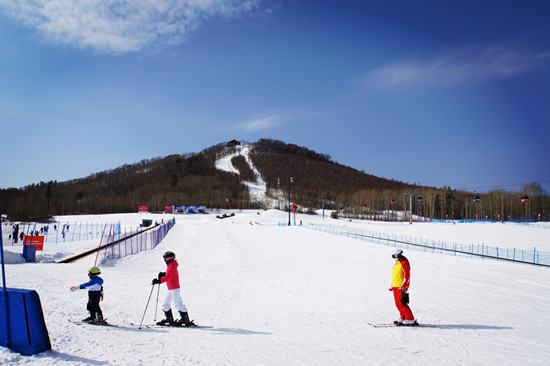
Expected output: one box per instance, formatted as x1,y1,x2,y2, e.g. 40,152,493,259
162,288,188,313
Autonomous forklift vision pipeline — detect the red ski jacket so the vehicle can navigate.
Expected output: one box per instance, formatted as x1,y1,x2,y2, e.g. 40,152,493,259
161,259,180,290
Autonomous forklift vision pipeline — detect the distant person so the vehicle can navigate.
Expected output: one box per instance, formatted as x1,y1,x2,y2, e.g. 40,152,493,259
13,224,19,243
70,267,105,324
152,251,194,326
389,249,417,326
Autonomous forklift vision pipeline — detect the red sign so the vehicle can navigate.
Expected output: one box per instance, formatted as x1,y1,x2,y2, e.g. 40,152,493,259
23,235,45,251
521,195,529,203
138,205,149,213
164,205,174,213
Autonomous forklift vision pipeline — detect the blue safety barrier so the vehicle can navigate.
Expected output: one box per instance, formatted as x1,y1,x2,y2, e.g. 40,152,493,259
0,288,51,355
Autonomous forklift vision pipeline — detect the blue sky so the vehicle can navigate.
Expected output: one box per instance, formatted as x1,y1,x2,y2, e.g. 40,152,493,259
1,0,549,194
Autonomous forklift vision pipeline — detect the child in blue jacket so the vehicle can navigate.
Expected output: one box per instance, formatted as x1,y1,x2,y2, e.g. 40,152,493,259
71,267,105,323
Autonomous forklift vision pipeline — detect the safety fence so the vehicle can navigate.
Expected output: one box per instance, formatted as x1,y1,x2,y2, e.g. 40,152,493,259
304,223,550,267
2,221,120,245
101,218,175,260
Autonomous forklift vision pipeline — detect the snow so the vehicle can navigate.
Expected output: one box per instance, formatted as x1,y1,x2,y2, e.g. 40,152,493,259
215,145,278,207
2,210,550,365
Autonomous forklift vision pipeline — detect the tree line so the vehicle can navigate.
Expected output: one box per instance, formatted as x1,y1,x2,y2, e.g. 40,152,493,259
1,139,548,222
335,184,549,221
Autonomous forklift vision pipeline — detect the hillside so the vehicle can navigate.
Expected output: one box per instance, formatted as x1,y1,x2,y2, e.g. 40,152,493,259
0,140,413,220
0,139,548,222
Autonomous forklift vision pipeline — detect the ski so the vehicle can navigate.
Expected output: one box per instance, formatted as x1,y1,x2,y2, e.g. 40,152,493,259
367,322,437,328
69,319,118,327
130,322,213,329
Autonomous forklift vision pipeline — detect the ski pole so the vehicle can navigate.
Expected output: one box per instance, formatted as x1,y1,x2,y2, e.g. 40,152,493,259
154,282,160,322
138,284,156,329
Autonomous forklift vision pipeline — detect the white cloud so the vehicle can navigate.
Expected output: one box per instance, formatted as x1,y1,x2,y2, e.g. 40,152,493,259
0,0,262,54
237,115,285,132
368,44,550,90
234,107,325,133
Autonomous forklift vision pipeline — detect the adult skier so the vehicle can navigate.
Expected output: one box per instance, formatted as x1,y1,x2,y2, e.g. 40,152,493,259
152,251,194,326
70,266,105,324
389,249,416,325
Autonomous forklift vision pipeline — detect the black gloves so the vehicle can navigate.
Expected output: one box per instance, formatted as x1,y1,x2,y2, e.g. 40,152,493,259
152,272,166,285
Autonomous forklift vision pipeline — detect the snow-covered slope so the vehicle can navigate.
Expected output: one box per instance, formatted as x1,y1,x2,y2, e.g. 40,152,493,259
1,211,549,365
215,145,281,208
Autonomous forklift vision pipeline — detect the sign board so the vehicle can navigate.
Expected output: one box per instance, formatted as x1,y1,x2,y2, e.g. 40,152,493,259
175,206,185,214
138,205,149,213
164,205,174,213
23,235,45,251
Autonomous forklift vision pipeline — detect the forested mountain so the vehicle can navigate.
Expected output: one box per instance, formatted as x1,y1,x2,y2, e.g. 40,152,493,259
1,139,548,222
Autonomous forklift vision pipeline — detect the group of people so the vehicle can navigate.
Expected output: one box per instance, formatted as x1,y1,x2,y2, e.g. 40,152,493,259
70,251,193,326
71,248,416,326
8,223,61,243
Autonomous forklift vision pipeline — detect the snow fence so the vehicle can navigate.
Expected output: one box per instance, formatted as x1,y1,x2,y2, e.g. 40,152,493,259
305,223,550,267
2,221,120,245
101,219,175,260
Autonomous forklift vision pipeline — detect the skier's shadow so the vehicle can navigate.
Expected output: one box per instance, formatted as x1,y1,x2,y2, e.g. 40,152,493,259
129,326,271,335
436,324,513,330
42,350,109,365
208,327,272,335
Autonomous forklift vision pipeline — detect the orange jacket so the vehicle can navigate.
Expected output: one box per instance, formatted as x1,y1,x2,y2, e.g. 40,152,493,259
391,256,411,289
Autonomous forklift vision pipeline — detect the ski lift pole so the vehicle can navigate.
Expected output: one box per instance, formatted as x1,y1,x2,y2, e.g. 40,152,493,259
0,208,11,347
405,190,417,225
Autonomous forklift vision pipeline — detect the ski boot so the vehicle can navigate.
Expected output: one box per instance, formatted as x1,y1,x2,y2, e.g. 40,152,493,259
94,313,106,324
402,319,418,326
157,309,174,326
82,312,95,323
176,311,195,327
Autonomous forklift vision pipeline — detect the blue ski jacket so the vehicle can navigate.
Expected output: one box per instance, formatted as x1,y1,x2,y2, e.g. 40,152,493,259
79,277,104,291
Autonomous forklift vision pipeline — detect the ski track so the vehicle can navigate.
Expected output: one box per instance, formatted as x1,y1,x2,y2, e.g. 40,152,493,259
1,210,550,365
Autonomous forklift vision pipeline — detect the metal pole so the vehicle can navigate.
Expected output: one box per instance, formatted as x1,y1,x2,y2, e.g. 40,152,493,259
288,177,292,226
405,191,416,225
139,284,156,329
1,209,7,289
1,208,12,346
409,193,413,224
154,283,160,322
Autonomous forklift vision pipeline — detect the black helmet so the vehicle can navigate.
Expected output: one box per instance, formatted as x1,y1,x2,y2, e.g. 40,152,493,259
163,251,176,263
163,251,175,259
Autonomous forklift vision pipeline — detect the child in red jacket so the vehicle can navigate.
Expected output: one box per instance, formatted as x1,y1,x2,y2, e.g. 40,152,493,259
152,251,194,326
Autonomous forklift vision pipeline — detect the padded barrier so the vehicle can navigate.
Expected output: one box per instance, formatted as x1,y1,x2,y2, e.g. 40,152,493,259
0,288,51,355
